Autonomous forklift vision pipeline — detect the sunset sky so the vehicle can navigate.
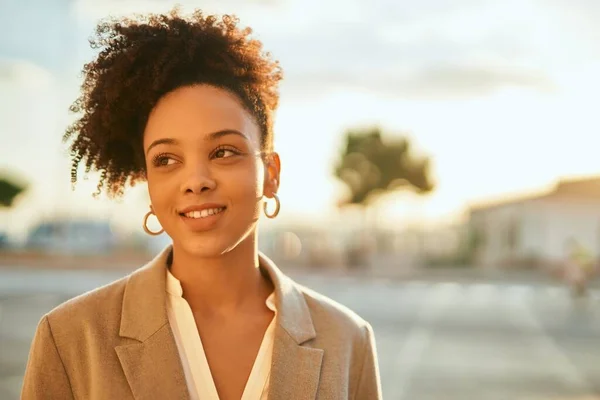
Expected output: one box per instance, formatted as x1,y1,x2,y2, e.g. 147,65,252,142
1,0,600,238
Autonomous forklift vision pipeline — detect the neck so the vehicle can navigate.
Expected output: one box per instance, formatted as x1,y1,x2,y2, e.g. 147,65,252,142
169,234,272,317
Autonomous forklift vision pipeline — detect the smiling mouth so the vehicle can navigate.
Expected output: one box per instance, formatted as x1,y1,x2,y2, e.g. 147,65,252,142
180,207,226,219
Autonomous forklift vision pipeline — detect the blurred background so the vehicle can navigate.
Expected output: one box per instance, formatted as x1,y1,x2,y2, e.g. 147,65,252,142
2,0,600,398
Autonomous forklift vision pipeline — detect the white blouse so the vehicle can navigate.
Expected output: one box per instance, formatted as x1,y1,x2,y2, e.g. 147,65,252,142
166,269,277,400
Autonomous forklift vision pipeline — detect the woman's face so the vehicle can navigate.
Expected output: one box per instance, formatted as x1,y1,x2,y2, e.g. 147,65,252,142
143,85,280,258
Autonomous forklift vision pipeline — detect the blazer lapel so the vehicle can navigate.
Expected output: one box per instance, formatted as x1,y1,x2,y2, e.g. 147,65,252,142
116,247,190,400
267,327,324,399
259,253,324,400
115,324,189,400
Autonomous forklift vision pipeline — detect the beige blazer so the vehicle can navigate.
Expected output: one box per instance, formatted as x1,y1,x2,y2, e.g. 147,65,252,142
21,246,382,399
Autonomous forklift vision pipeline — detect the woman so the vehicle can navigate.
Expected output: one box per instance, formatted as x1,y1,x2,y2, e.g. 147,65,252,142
21,9,381,400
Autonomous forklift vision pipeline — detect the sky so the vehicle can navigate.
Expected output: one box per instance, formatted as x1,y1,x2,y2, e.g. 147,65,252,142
1,0,600,238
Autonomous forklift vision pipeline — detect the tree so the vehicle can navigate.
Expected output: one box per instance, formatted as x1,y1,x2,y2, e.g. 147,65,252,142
0,173,28,248
333,126,435,267
334,126,434,208
0,175,27,208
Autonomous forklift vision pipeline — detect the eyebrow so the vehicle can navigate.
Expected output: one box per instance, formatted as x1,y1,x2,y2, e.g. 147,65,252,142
145,129,248,154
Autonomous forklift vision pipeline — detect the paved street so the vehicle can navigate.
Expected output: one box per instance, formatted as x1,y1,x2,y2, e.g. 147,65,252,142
1,267,600,399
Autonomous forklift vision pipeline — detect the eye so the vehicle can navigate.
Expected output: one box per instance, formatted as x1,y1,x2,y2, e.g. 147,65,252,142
213,147,241,159
152,153,177,167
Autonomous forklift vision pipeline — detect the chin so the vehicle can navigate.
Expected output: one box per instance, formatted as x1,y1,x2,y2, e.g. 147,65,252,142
174,235,237,259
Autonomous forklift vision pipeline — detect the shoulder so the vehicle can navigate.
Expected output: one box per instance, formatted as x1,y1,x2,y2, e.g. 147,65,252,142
279,279,382,399
294,280,373,341
43,272,130,336
261,251,372,342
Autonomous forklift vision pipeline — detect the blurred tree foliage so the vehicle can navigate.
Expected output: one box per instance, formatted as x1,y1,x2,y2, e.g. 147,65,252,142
334,126,435,207
0,174,27,208
334,126,435,268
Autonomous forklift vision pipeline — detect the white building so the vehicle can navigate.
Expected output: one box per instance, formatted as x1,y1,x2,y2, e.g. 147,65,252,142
468,176,600,268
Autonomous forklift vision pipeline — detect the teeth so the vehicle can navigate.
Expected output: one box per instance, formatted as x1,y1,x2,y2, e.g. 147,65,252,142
184,208,224,219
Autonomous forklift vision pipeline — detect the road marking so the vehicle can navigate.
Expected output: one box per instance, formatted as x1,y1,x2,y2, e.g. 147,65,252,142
467,283,497,308
544,286,564,298
393,283,456,399
514,300,594,391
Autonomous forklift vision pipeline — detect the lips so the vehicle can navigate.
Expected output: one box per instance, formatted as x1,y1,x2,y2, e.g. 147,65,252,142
178,203,227,232
178,203,227,215
181,207,226,219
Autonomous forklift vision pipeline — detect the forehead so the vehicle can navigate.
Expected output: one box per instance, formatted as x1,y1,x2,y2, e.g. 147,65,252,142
143,84,260,146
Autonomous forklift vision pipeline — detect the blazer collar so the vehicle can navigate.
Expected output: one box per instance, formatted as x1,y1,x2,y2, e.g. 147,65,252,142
120,245,317,344
119,247,171,341
258,252,324,399
117,245,323,399
257,251,317,344
116,247,188,399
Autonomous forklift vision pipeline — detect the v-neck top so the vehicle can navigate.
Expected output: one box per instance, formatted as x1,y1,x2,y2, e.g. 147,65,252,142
165,269,277,400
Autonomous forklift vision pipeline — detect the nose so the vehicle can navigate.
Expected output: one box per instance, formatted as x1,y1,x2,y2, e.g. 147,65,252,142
180,162,217,194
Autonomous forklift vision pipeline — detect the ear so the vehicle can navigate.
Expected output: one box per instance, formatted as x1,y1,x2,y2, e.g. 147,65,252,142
263,152,281,197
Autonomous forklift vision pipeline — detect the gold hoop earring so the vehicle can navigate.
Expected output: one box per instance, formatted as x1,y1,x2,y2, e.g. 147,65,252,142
264,193,280,219
143,209,164,236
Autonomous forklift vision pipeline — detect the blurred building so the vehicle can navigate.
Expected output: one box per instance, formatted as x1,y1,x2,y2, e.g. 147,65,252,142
259,227,347,268
0,232,9,248
26,219,117,255
468,176,600,268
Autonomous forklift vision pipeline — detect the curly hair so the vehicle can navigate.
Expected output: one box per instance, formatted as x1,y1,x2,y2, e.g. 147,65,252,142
63,8,283,198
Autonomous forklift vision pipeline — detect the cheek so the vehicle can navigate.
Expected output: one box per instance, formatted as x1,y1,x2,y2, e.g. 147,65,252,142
225,161,265,201
146,170,177,210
